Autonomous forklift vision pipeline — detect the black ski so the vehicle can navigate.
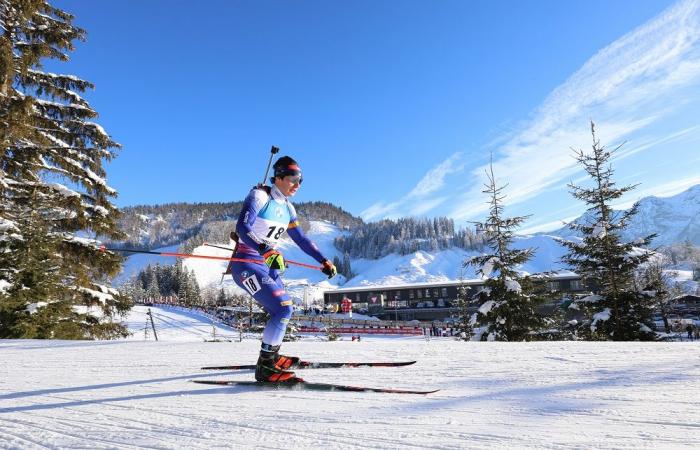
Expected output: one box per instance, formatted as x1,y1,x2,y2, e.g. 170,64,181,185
191,379,438,395
201,360,416,371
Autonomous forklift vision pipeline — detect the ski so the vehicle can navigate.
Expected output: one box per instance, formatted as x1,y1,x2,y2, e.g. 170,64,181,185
200,360,416,371
191,379,439,395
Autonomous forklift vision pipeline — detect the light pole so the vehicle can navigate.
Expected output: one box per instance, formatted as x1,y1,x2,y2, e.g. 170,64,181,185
394,295,399,323
303,284,308,314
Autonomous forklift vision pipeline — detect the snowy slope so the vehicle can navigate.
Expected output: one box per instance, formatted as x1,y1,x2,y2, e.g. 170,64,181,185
2,331,699,449
123,305,239,342
345,234,571,288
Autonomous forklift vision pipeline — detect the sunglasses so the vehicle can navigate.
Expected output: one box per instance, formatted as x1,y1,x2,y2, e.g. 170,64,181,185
286,174,303,185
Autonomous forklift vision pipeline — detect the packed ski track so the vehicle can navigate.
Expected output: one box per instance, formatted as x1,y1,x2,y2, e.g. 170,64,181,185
1,306,700,449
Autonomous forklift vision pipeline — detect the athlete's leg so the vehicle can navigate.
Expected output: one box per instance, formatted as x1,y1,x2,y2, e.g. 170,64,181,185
230,261,297,381
230,262,293,345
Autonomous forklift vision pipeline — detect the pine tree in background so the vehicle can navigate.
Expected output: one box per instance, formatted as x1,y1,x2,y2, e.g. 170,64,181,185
0,1,130,338
217,288,227,306
146,270,160,302
465,161,545,341
185,269,200,305
636,261,679,335
332,255,343,277
453,274,473,341
342,251,353,279
561,122,656,341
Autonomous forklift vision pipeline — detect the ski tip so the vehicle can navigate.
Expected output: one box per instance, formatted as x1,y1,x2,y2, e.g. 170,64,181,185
190,379,226,385
200,365,255,370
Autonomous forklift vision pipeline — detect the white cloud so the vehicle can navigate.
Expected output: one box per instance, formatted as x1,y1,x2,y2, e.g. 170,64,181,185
360,200,402,221
362,0,700,224
409,196,449,216
407,152,465,198
360,152,464,220
519,215,582,235
614,124,700,162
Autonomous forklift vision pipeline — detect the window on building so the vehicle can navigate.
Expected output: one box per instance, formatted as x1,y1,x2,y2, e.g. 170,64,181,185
433,288,439,298
570,280,583,290
409,290,414,299
441,287,448,297
417,290,422,299
547,281,560,291
425,289,431,298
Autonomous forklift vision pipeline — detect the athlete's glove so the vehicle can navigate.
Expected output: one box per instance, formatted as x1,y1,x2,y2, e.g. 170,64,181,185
321,260,337,279
261,249,285,273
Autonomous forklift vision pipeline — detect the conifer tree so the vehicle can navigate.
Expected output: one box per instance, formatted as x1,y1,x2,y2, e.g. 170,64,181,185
186,269,200,305
217,288,227,306
453,275,473,341
146,271,160,302
333,255,343,277
636,261,676,334
342,252,353,279
465,162,545,341
0,1,129,338
561,122,656,341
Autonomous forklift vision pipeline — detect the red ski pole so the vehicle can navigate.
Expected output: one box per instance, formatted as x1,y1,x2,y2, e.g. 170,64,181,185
99,246,324,271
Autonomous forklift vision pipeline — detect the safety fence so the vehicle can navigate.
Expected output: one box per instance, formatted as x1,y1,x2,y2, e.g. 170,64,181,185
298,326,423,336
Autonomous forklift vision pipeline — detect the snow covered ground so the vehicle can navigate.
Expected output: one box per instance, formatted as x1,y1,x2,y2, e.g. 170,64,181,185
2,306,700,449
122,305,239,342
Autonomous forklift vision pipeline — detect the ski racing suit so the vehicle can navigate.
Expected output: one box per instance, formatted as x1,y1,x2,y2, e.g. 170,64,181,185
229,184,327,347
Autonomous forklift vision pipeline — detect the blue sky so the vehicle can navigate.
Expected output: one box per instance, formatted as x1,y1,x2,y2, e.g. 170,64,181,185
50,0,700,232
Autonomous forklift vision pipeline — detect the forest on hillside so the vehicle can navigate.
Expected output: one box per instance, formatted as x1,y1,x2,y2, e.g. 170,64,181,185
116,200,363,250
335,217,487,259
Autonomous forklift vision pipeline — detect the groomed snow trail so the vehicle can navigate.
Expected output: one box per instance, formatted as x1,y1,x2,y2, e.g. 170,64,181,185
1,310,699,449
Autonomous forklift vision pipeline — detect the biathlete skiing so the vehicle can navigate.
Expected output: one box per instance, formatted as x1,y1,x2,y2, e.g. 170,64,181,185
228,154,337,382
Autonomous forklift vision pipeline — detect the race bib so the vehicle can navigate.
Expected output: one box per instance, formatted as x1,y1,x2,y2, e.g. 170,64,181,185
242,274,261,295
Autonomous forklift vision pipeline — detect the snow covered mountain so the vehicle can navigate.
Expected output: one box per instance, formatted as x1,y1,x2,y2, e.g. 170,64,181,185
549,184,700,247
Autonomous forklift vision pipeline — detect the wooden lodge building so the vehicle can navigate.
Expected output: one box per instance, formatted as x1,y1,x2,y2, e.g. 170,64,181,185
323,274,586,321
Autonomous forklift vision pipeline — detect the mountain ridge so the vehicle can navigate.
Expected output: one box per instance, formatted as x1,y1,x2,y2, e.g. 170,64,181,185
546,184,700,246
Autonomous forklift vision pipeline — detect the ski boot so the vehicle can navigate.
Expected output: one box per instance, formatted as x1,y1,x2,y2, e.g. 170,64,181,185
255,344,301,382
274,353,300,370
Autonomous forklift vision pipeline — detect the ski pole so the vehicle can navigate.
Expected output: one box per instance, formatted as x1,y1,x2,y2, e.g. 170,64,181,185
202,243,324,271
203,242,235,252
100,246,324,271
262,145,280,186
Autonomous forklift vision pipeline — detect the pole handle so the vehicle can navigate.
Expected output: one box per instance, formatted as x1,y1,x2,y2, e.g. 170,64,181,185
262,145,280,186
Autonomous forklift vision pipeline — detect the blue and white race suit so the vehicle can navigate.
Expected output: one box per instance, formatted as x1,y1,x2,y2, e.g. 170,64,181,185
228,184,327,346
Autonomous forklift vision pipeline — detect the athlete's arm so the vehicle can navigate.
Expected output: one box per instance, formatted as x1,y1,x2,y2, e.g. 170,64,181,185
236,188,269,253
286,204,326,263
